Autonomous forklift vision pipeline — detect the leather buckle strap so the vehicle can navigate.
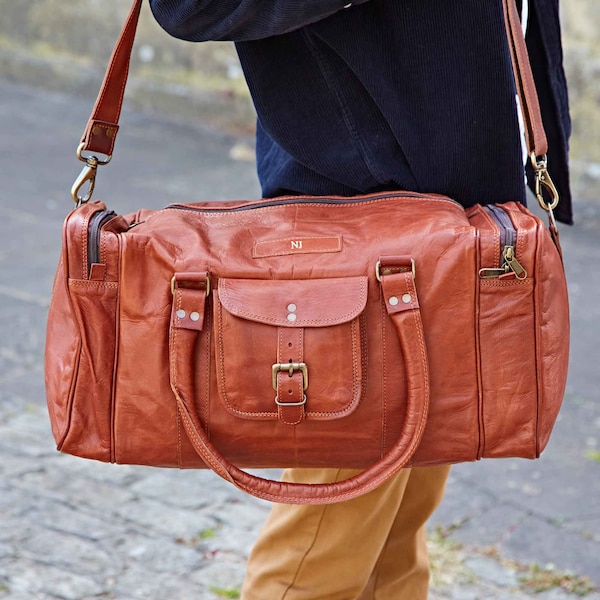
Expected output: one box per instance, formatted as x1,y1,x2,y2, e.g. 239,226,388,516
170,272,210,332
274,328,307,425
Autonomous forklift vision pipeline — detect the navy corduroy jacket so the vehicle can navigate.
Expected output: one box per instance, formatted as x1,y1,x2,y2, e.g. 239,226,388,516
149,0,572,223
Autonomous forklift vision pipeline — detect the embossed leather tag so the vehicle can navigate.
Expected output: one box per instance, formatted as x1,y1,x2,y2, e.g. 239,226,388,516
253,236,342,258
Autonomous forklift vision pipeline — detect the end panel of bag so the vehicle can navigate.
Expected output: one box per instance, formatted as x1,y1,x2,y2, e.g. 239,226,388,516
534,221,570,455
45,204,111,454
58,278,119,462
470,202,539,458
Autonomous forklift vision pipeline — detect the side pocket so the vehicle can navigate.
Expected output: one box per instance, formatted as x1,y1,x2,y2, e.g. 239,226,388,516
479,277,537,458
58,279,119,462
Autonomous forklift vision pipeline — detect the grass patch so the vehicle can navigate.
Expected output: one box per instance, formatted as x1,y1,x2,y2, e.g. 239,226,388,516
209,586,241,599
479,547,597,596
427,525,475,587
518,563,596,596
584,449,600,463
176,527,218,546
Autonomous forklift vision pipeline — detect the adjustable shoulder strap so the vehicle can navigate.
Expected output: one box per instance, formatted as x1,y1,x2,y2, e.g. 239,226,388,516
72,0,558,213
78,0,142,162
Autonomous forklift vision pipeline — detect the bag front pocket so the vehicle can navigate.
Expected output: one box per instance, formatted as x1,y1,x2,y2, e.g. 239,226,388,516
215,276,368,425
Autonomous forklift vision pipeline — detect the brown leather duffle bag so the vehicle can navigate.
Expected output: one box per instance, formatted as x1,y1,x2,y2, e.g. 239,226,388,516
45,0,569,504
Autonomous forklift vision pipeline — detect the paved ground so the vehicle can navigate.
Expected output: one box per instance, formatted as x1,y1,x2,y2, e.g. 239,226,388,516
0,78,598,599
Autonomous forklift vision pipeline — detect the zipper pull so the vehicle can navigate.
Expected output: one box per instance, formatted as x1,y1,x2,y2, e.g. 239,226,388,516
479,267,507,279
502,246,527,279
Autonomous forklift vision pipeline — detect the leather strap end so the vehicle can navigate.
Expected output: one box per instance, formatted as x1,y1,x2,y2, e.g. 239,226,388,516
80,120,119,158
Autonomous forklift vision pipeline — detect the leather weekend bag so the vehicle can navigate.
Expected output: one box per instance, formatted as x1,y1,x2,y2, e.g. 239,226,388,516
45,0,569,504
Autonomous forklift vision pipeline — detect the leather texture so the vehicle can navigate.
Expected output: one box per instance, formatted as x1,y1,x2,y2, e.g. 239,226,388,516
45,195,570,503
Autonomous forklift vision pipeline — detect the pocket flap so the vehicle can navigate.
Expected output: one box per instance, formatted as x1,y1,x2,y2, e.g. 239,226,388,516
217,276,368,327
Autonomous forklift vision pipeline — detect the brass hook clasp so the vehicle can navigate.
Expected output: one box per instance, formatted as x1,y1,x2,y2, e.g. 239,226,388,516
71,157,99,205
531,152,559,212
71,143,112,206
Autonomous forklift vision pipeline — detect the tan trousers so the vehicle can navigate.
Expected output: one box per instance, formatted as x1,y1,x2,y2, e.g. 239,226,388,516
241,465,451,600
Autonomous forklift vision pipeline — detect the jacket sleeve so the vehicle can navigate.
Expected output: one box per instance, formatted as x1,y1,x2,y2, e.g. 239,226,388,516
149,0,368,42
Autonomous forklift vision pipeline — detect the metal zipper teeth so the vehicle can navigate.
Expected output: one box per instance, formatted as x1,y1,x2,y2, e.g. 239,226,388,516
166,192,464,213
87,209,116,274
484,205,517,266
484,204,517,264
482,205,527,279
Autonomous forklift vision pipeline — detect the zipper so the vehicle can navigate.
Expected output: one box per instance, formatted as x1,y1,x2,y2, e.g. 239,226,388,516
479,205,527,279
166,191,463,213
87,209,116,276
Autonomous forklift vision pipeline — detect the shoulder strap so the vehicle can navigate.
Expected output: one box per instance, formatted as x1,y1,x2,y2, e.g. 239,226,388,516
71,0,558,213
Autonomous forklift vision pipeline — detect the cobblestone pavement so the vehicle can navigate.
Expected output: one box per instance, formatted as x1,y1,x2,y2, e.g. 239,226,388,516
1,79,598,599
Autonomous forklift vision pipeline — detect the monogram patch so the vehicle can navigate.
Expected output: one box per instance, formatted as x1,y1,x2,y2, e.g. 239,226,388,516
253,236,343,258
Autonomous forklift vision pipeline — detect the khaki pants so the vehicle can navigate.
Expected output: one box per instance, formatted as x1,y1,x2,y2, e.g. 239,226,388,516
241,465,451,600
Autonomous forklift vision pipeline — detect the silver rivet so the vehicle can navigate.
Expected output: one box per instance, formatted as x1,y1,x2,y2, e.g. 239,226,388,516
402,293,412,304
287,303,297,312
176,309,186,319
388,296,399,306
287,313,297,322
190,311,200,322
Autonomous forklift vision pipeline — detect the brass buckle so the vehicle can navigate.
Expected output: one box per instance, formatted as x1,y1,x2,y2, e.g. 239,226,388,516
272,362,309,392
375,259,416,282
170,274,211,296
275,394,307,407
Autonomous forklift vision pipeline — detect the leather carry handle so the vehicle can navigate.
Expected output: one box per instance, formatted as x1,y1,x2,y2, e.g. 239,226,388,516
169,270,430,504
74,0,548,171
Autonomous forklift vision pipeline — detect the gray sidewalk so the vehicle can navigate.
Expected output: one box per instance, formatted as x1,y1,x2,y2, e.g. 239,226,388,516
0,78,598,599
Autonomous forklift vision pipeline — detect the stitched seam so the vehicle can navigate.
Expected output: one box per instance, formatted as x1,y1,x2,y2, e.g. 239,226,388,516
534,223,543,456
81,213,91,279
172,290,182,468
381,296,387,457
174,283,185,467
480,279,533,287
69,280,118,288
176,403,182,468
204,308,211,441
475,230,485,459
